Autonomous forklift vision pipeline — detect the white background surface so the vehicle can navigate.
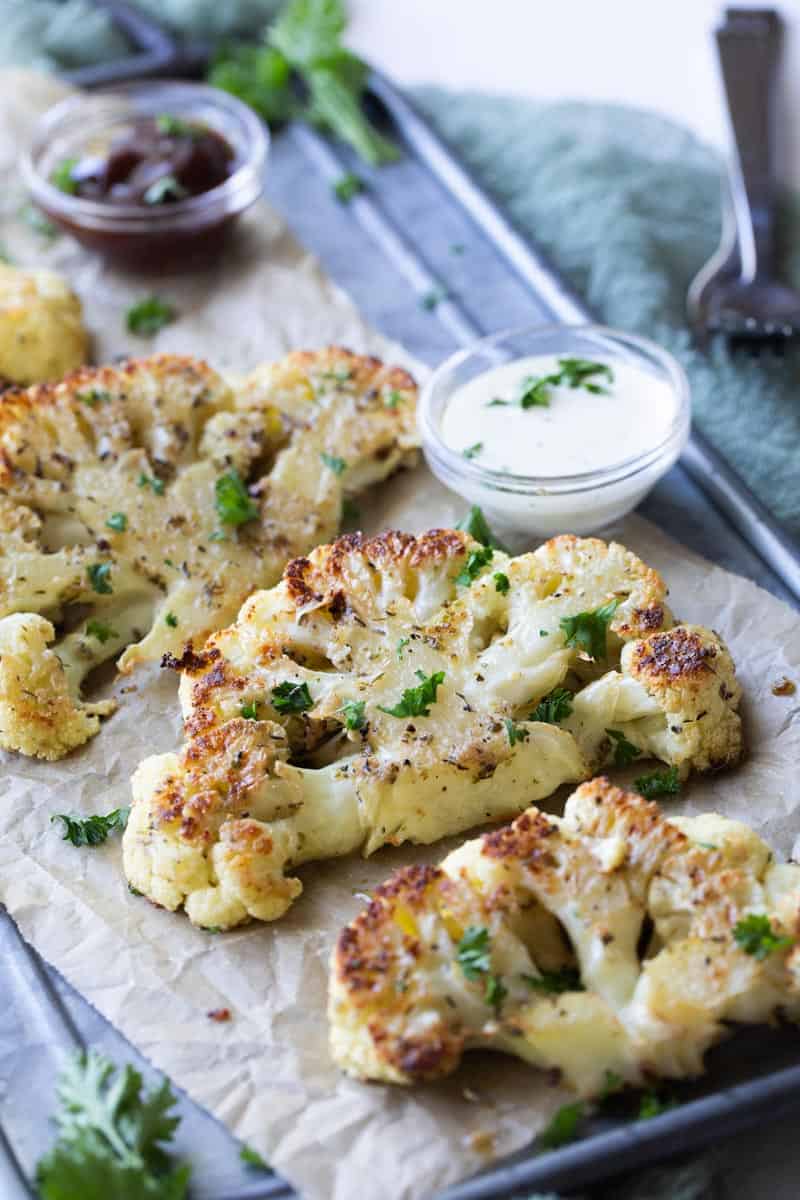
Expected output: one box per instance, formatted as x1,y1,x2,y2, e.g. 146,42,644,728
349,0,800,187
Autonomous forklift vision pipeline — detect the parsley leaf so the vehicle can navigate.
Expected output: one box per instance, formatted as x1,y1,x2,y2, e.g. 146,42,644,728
397,636,409,659
77,388,112,406
272,681,314,714
85,619,117,644
51,157,79,194
734,913,794,960
87,562,113,594
126,295,176,336
156,114,198,137
240,1143,271,1170
455,505,508,551
215,469,259,526
341,496,360,524
138,472,165,496
606,728,639,767
560,598,618,661
518,375,552,409
241,700,259,720
165,612,178,628
35,1050,190,1200
144,174,189,205
320,451,347,476
493,571,510,594
383,388,403,408
341,699,366,730
634,766,681,798
530,686,573,725
540,1100,585,1149
505,718,529,746
106,512,127,532
333,172,364,202
456,545,493,587
510,358,614,411
462,441,483,460
378,669,444,718
485,973,507,1015
420,286,447,310
599,1070,624,1100
52,808,130,847
522,965,584,994
638,1090,678,1120
456,926,491,980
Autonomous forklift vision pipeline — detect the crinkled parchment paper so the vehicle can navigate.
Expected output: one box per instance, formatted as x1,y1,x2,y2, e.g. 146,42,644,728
2,71,800,1200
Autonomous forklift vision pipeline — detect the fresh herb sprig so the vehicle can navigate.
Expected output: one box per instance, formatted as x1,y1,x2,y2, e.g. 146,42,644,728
126,295,176,337
560,599,618,661
507,357,614,411
734,913,794,960
215,469,259,526
530,687,573,725
378,670,444,718
52,808,130,848
455,505,508,552
606,728,639,767
634,766,681,798
271,681,314,714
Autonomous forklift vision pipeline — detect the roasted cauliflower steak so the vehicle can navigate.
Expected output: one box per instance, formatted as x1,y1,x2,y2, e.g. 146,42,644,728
0,349,417,759
0,264,88,386
329,778,800,1095
123,529,742,929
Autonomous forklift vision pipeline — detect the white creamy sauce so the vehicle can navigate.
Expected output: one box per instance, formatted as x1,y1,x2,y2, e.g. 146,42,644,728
440,354,677,477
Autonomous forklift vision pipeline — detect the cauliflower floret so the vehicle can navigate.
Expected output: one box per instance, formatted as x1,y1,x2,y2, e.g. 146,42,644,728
0,347,418,759
329,779,800,1096
124,530,742,928
0,264,88,385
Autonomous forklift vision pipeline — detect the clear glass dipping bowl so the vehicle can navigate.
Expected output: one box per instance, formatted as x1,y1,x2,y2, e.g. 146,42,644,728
419,324,691,537
22,81,268,270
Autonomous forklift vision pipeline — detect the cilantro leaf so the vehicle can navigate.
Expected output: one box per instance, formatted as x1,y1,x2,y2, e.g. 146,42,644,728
485,973,507,1015
493,572,510,594
456,926,491,980
522,966,584,994
333,172,364,202
734,913,794,960
240,1143,271,1170
52,808,130,847
341,699,366,730
87,562,113,594
455,505,508,551
35,1051,190,1200
241,700,259,720
634,766,681,798
106,512,127,532
456,545,493,587
51,157,79,194
540,1100,585,1149
126,295,176,337
215,469,259,526
271,681,314,714
530,687,573,725
504,718,529,746
85,619,117,644
560,598,618,660
378,669,444,718
320,451,347,476
606,728,639,767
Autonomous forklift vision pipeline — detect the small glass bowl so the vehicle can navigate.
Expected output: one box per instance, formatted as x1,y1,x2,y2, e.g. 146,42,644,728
419,324,691,537
22,81,268,270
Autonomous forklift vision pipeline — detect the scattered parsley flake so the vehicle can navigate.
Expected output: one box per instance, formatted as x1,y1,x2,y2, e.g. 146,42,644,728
271,680,314,714
560,598,618,661
105,512,127,532
165,612,178,628
50,158,79,194
341,699,366,731
85,619,117,644
383,388,403,408
378,669,444,718
333,172,364,202
485,396,509,407
52,808,129,847
320,451,347,476
455,505,508,551
77,388,112,407
634,766,681,798
599,1070,624,1100
485,973,507,1015
240,1143,271,1170
156,113,197,137
638,1091,678,1120
734,913,794,960
87,562,112,594
539,629,548,637
144,174,189,205
540,1101,585,1149
397,636,410,659
126,295,176,336
456,545,493,587
341,496,360,524
522,966,584,994
507,357,614,411
504,717,529,746
241,700,259,720
215,469,258,525
462,441,483,460
138,472,165,496
456,926,491,980
493,572,510,594
530,686,573,725
606,728,639,767
518,375,552,409
420,286,447,310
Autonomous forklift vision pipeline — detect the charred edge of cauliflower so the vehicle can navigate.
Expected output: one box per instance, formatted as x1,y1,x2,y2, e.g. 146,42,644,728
329,778,800,1095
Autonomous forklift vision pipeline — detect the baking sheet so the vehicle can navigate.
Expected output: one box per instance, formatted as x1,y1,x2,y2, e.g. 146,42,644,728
2,70,800,1200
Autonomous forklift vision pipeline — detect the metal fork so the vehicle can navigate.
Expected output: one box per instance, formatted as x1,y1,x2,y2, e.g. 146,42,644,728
688,7,800,348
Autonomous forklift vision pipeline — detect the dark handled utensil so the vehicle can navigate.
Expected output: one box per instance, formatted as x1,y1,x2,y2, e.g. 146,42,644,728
688,7,800,348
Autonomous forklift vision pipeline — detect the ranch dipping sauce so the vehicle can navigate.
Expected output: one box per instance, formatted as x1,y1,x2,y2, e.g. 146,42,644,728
440,353,679,477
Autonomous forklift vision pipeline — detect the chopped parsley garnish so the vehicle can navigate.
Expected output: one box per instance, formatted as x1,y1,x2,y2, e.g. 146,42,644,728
383,388,403,409
540,1101,585,1149
420,286,447,311
638,1091,678,1120
734,913,794,960
138,472,165,496
599,1070,624,1100
378,669,444,718
320,451,347,476
165,612,178,628
530,686,573,725
333,172,364,202
85,619,117,644
35,1050,190,1200
240,1143,271,1170
50,157,79,194
456,926,491,980
271,680,314,714
126,295,176,336
509,357,615,411
397,637,409,659
341,699,366,730
517,375,552,409
606,728,639,767
505,718,529,746
241,700,259,720
456,545,493,587
105,512,127,532
77,388,112,406
493,572,510,594
455,505,508,551
52,807,130,847
462,441,483,460
215,469,258,525
634,766,681,798
87,562,112,594
522,965,583,994
144,174,189,205
560,598,618,661
156,113,197,137
341,496,360,524
485,397,509,407
485,973,507,1015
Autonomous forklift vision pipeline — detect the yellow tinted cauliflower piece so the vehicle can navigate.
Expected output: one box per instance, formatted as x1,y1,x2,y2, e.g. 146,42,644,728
329,779,800,1096
0,264,88,385
124,531,741,927
0,348,418,759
